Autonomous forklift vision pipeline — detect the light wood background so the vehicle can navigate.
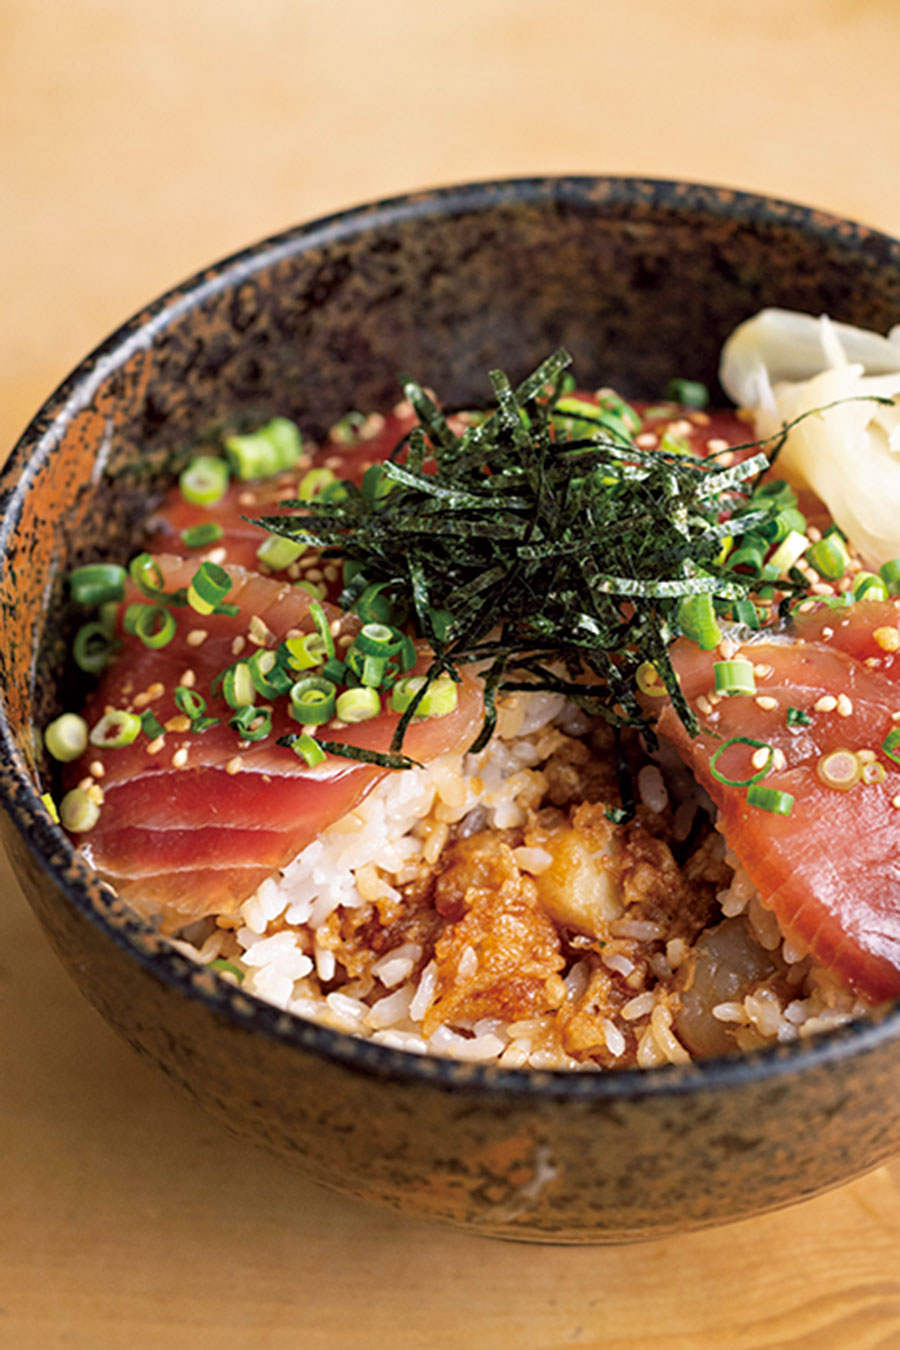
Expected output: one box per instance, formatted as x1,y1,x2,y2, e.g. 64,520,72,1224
3,2,900,1346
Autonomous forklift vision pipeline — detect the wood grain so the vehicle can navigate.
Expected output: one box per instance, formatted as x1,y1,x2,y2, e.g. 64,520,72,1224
4,2,900,1345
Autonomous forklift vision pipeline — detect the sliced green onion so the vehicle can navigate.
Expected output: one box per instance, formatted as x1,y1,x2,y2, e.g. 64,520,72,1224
391,675,427,716
174,687,207,721
330,411,366,445
282,632,327,671
731,599,760,630
180,522,224,549
878,558,900,594
129,552,166,597
290,676,336,725
256,535,305,570
816,749,861,791
353,622,401,657
309,599,335,660
759,508,807,545
746,784,794,816
335,687,381,723
321,657,348,684
354,583,395,625
853,571,888,602
40,792,60,824
188,561,232,615
882,728,900,763
665,377,708,410
222,662,256,709
229,705,272,741
134,604,176,649
288,732,327,768
45,713,89,762
786,707,812,727
295,579,326,600
709,736,773,787
676,593,722,650
390,674,459,716
297,467,337,500
658,429,690,457
728,538,766,575
140,710,165,739
208,958,245,983
767,529,809,576
248,648,292,697
74,621,119,672
69,563,126,606
89,710,142,748
417,676,459,717
59,787,100,833
713,659,756,697
224,417,302,479
807,535,849,580
179,455,229,506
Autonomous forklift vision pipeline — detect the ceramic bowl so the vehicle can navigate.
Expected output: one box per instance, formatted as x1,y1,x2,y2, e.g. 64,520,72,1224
3,177,900,1244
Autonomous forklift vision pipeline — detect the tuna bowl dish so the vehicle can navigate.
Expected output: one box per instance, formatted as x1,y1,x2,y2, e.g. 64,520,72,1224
4,178,900,1242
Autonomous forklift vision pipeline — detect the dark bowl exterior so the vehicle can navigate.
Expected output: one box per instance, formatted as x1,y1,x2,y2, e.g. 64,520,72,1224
3,176,900,1242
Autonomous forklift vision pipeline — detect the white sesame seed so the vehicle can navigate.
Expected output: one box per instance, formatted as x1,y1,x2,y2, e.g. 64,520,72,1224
206,547,227,565
753,664,773,679
186,629,208,648
718,637,739,660
814,695,838,712
146,737,165,755
86,783,104,806
772,748,787,770
706,437,730,453
857,749,877,763
751,747,770,769
892,795,900,810
635,432,658,449
231,635,246,656
89,760,105,779
179,669,197,687
172,747,189,768
248,615,275,647
225,756,243,775
821,626,834,639
755,696,778,711
696,696,713,716
836,694,853,717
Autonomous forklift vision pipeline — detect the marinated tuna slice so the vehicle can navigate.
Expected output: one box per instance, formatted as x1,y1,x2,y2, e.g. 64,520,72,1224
144,410,414,573
660,627,900,1001
70,555,483,929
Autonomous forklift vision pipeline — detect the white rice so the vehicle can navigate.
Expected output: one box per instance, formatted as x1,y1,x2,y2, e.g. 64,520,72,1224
168,687,875,1069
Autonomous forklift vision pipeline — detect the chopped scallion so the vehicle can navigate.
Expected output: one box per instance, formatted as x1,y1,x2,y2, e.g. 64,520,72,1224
69,563,126,606
60,787,100,833
290,676,336,725
709,736,773,787
179,456,229,506
45,713,89,762
180,522,224,549
713,659,756,697
335,686,381,723
746,784,794,816
89,710,141,748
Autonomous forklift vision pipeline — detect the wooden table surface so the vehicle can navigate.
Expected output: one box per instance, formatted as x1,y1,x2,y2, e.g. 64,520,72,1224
4,2,900,1345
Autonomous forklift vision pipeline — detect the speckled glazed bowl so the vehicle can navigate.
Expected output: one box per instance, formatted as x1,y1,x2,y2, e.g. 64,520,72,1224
3,177,900,1245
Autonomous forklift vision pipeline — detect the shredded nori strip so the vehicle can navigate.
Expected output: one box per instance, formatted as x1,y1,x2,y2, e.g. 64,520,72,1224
253,350,826,762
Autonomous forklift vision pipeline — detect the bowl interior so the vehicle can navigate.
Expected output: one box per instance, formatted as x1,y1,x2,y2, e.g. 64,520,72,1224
4,175,900,1089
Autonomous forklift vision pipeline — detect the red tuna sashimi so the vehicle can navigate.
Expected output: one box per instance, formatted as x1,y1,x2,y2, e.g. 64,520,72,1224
144,411,415,573
660,628,900,1002
69,555,483,929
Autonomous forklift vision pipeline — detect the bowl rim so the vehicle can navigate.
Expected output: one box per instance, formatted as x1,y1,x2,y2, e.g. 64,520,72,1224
4,172,900,1101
